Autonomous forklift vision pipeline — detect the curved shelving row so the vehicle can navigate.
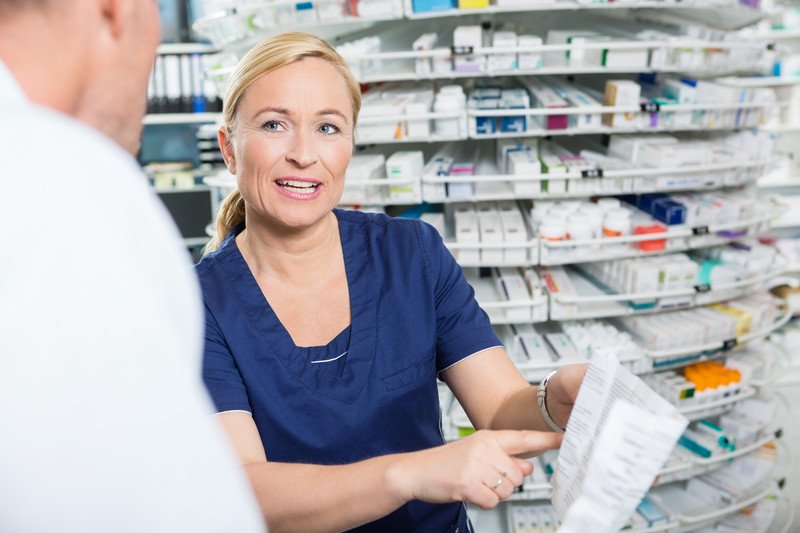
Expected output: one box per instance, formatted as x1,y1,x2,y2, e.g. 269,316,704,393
202,156,779,209
441,203,781,269
477,410,789,531
496,303,792,381
540,208,779,266
192,0,775,50
353,101,783,146
471,250,789,325
347,38,775,84
424,157,777,204
497,438,790,531
543,255,790,322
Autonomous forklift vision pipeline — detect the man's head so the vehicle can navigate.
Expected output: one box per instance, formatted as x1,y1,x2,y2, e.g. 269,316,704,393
0,0,161,154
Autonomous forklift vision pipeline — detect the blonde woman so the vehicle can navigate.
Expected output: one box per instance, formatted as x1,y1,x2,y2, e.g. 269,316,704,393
198,32,586,533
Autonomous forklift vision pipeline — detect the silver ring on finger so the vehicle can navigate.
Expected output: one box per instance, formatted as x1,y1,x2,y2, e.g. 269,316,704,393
491,477,504,490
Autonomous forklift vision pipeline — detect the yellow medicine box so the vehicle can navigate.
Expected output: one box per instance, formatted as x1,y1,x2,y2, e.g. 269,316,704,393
459,0,489,8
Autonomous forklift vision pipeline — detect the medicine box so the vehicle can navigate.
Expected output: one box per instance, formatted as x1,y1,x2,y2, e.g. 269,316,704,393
479,213,504,264
545,30,607,67
501,212,528,263
385,151,423,202
602,80,641,128
459,0,489,8
411,0,456,13
489,31,518,71
518,35,543,71
602,44,649,69
420,212,446,237
524,80,569,130
563,89,602,129
343,154,385,204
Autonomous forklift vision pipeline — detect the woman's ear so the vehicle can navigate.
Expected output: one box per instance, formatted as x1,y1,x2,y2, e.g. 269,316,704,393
218,126,237,175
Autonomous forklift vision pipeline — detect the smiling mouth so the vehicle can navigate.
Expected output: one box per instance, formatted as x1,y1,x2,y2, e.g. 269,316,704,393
275,179,320,195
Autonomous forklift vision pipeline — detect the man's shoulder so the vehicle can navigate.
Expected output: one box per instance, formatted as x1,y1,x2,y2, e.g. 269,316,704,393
1,102,141,186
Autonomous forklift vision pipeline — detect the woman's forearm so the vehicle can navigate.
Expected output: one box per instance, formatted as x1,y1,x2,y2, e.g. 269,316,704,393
244,454,408,533
487,386,548,432
488,365,587,432
243,429,564,532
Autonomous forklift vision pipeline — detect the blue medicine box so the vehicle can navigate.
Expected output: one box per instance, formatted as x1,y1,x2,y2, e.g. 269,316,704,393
500,114,526,133
473,96,499,134
475,116,497,134
652,198,686,225
617,194,640,208
638,193,668,215
636,498,667,527
412,0,456,12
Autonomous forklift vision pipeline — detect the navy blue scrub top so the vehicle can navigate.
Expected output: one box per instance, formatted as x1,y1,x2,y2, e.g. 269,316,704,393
197,209,501,532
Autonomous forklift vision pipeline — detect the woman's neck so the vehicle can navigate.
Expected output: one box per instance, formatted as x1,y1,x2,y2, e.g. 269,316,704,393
236,210,341,284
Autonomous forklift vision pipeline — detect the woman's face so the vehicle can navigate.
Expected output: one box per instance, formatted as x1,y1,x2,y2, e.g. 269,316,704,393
222,57,354,231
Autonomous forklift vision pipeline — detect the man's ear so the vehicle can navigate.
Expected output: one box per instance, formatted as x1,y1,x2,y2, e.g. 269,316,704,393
218,126,237,175
99,0,128,39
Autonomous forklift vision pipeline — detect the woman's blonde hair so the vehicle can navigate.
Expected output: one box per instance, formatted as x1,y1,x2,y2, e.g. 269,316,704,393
204,32,362,254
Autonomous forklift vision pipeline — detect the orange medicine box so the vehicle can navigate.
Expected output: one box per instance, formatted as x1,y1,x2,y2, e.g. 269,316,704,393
633,223,667,251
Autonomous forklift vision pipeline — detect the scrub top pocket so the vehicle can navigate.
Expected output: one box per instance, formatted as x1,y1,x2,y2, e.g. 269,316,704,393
382,354,436,391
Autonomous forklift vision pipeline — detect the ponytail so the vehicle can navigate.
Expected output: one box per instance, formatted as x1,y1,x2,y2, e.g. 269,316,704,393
203,189,246,255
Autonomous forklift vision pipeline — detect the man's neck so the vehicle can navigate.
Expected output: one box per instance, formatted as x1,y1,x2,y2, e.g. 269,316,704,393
0,17,86,116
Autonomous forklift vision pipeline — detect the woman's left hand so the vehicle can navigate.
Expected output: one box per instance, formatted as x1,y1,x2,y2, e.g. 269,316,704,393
545,364,588,431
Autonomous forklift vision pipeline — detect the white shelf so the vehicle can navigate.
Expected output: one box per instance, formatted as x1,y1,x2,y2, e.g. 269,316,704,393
143,113,222,125
358,64,695,84
677,385,757,421
504,431,782,505
425,161,772,203
758,175,800,189
773,365,800,388
645,308,793,362
754,30,800,41
717,76,800,88
356,133,465,145
156,43,218,55
761,124,800,133
403,0,771,23
193,4,401,49
548,265,787,321
540,209,779,266
771,195,800,229
471,122,770,141
184,237,212,247
673,487,781,527
658,433,783,486
439,208,779,267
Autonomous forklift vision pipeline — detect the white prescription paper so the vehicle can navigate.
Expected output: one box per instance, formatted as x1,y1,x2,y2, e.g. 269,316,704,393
551,349,689,533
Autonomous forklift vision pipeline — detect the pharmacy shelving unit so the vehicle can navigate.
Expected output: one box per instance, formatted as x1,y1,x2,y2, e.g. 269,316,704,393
192,0,799,531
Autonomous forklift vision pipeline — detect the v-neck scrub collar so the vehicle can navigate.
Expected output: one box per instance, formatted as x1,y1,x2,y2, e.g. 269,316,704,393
214,209,378,403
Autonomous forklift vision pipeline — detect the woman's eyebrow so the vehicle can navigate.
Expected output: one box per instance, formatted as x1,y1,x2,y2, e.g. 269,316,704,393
253,106,291,118
252,107,348,122
317,109,348,122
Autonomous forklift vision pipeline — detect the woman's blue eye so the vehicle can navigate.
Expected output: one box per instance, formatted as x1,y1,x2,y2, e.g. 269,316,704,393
262,121,281,132
319,123,340,135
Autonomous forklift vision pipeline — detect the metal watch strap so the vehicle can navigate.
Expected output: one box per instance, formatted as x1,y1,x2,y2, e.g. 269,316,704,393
537,370,565,433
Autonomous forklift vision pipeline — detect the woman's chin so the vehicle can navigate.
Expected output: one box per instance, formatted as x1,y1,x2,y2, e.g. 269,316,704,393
269,205,335,232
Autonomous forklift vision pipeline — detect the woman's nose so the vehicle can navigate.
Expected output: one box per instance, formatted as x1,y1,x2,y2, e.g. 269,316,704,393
285,131,318,168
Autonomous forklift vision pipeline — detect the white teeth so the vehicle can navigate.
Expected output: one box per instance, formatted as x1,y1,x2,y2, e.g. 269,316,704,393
277,179,318,189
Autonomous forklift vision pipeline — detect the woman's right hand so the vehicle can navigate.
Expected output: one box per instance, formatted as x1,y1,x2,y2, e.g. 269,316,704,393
387,430,562,510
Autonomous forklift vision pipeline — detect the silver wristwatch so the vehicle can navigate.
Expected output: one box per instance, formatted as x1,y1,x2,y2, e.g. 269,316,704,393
537,370,565,433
